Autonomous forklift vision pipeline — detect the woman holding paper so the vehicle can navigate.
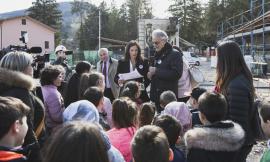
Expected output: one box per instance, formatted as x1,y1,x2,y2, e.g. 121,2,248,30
114,40,150,102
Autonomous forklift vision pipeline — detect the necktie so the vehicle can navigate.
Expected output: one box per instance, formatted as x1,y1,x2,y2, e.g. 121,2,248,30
103,62,107,86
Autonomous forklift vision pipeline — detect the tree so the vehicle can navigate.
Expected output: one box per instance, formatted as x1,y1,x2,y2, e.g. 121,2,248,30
169,0,203,44
126,0,153,40
203,0,249,45
28,0,62,44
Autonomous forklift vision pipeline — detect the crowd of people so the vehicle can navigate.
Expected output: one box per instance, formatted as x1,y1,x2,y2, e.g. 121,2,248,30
0,28,269,162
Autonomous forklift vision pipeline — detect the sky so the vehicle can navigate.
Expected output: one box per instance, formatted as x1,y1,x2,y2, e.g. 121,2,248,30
0,0,209,18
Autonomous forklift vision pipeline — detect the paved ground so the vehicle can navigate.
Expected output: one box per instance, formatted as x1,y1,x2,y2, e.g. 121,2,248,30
198,58,269,162
198,58,270,98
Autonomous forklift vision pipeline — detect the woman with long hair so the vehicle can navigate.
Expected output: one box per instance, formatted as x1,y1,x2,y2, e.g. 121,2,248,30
114,40,150,102
215,40,255,162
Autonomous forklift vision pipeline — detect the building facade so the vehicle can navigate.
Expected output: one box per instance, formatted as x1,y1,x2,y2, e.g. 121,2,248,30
0,16,55,53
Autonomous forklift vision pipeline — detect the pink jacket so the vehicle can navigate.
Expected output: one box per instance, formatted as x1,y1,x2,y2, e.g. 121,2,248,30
107,127,136,162
41,85,65,129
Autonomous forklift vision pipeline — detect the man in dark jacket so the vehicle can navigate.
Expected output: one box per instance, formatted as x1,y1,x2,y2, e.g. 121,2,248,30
148,29,183,113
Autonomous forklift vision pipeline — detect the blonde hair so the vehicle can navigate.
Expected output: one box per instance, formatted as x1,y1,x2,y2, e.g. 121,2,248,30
0,51,33,72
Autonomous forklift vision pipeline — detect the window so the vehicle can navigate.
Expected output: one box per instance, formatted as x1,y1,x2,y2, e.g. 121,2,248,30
22,19,26,25
45,41,49,49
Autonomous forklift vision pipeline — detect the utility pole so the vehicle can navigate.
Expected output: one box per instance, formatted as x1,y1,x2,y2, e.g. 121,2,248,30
99,8,101,49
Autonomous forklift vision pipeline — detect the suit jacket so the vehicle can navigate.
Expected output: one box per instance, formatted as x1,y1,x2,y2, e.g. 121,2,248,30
114,58,150,87
114,58,150,102
97,57,120,98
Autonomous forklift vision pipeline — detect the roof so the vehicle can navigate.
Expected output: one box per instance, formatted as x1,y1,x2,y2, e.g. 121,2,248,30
0,10,56,32
0,9,27,20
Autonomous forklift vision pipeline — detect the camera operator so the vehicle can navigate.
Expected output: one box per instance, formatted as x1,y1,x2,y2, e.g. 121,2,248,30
51,45,73,96
51,45,72,82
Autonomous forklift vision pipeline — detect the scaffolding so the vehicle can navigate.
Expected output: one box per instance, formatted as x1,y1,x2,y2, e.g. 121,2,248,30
217,0,270,58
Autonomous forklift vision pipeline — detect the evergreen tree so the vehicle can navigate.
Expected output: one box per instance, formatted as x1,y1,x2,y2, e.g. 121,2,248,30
28,0,62,44
169,0,203,44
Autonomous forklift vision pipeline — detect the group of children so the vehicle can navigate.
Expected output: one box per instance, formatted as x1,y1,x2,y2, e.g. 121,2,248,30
2,81,270,162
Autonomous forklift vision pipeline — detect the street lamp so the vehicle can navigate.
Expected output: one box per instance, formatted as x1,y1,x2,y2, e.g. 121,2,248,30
146,23,152,45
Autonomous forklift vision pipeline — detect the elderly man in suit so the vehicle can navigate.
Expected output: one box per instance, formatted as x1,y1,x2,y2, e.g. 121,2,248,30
97,48,120,102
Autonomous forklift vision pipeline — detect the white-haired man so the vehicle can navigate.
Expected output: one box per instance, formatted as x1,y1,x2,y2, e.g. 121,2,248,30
148,29,183,113
97,48,120,101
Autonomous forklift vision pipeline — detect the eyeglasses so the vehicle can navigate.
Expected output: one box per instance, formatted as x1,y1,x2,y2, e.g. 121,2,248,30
153,41,160,45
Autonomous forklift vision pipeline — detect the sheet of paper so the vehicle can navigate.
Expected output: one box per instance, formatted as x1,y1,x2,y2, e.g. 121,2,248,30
118,69,143,80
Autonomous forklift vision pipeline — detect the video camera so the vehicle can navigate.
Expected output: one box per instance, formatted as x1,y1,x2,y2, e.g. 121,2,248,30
0,33,47,78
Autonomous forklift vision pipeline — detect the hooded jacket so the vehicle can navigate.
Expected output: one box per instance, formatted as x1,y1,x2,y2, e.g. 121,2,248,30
63,100,125,162
184,121,245,162
0,68,44,162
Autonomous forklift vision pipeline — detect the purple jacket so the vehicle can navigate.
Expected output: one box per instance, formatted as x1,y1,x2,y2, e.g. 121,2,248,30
41,85,65,129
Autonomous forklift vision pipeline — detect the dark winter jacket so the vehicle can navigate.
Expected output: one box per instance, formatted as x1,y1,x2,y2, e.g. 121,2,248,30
0,68,44,162
190,109,202,127
184,121,245,162
114,58,150,102
171,146,186,162
226,74,255,145
150,43,183,108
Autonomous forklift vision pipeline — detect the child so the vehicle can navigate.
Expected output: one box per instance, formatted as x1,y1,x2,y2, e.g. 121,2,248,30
0,96,30,162
63,100,125,162
184,92,245,162
107,98,137,162
43,122,109,162
259,101,270,162
153,114,186,162
188,87,207,127
83,86,110,130
131,125,173,162
121,81,142,107
159,90,177,110
138,102,155,127
163,101,192,134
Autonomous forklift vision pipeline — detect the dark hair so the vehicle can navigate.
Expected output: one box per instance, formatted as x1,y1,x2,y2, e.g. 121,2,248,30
198,92,227,123
75,61,91,74
40,65,64,86
124,40,143,62
190,87,207,101
153,114,182,147
121,81,140,101
83,87,104,107
259,101,270,123
79,72,104,99
139,102,155,127
112,98,137,129
216,40,254,96
43,122,109,162
160,91,177,107
132,125,170,162
0,96,30,139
